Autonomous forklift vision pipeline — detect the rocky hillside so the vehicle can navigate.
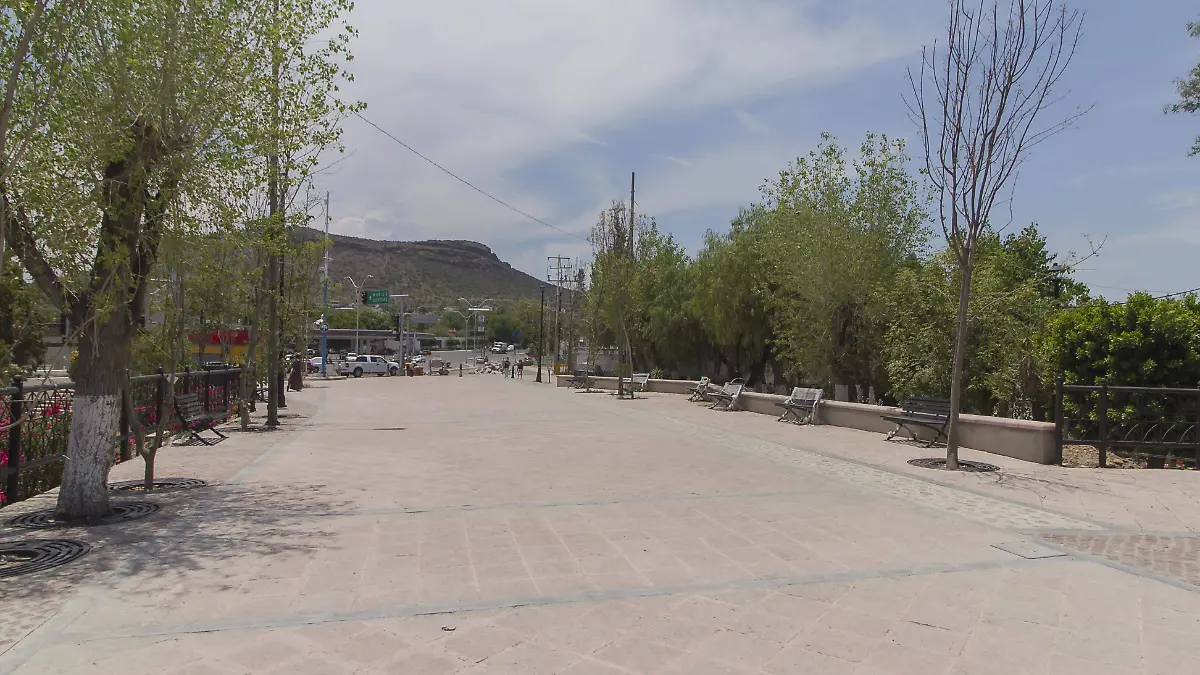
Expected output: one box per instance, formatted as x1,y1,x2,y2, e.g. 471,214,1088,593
297,228,544,309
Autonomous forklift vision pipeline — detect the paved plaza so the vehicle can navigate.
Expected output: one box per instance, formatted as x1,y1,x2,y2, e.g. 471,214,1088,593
2,374,1200,674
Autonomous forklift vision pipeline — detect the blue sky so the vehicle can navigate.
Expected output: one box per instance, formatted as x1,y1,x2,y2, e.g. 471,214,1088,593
319,0,1200,298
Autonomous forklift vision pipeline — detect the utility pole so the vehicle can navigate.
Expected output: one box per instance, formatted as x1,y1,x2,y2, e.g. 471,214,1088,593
536,285,545,383
321,192,330,376
629,171,636,254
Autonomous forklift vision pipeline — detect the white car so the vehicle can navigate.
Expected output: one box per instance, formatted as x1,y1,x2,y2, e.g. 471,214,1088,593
337,354,400,377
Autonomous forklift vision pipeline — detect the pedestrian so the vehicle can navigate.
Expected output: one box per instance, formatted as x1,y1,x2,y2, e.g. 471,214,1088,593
503,358,511,377
517,362,524,379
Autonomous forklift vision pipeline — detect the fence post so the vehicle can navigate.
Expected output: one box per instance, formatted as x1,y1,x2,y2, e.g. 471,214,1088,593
155,367,166,429
118,370,132,462
6,376,23,504
222,369,230,414
202,369,211,413
1053,375,1064,466
1098,380,1108,469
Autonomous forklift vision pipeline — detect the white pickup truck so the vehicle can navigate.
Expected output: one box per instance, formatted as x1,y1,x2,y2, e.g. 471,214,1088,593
337,354,400,377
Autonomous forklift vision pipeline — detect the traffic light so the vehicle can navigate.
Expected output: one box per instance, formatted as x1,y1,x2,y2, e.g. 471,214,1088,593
361,290,369,304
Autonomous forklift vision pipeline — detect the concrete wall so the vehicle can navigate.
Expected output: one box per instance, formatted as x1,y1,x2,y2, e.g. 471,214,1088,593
554,376,1058,465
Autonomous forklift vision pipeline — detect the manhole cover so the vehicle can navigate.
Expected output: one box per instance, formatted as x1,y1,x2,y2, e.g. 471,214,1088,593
908,457,999,472
8,501,162,529
0,540,91,579
108,478,207,492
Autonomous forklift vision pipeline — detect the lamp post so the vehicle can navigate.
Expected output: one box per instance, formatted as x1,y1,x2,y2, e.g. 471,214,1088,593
346,274,373,354
391,294,409,364
1048,262,1065,299
536,285,546,382
458,297,494,358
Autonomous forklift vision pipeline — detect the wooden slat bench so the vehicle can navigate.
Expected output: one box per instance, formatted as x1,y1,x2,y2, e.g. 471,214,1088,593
881,397,951,447
175,392,228,445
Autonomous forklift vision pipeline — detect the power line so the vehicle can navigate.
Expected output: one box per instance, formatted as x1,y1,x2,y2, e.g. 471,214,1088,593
354,112,587,241
1110,286,1200,305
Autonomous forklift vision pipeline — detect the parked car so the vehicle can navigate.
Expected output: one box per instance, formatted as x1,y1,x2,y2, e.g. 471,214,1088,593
337,354,400,377
308,356,324,373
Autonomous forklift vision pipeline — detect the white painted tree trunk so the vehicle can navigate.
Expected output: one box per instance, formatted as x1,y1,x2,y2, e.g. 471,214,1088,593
55,394,118,520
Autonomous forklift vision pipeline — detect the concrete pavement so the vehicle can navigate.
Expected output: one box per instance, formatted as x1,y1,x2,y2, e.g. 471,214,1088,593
2,374,1199,674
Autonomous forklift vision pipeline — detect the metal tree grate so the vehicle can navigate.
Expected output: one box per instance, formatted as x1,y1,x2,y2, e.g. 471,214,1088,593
8,501,162,529
907,457,999,473
108,478,207,492
0,539,91,579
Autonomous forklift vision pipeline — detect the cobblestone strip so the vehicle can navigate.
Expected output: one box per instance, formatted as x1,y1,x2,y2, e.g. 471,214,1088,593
593,399,1104,532
1042,534,1200,587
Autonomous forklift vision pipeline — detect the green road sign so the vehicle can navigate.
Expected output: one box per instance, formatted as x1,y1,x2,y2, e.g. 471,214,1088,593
363,289,391,305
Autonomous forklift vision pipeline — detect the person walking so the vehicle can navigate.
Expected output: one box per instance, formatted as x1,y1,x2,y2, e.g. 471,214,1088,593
503,357,511,377
517,362,524,379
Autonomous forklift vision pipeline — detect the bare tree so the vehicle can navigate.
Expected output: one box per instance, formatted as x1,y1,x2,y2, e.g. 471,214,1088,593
905,0,1088,468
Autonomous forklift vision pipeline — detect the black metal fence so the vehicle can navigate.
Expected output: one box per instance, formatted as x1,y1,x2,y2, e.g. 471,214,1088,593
1055,376,1200,468
1,368,241,506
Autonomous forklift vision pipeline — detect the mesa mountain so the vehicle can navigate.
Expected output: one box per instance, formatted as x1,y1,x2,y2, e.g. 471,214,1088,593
297,227,545,309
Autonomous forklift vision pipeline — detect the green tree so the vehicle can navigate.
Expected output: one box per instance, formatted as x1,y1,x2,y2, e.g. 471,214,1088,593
1166,20,1200,154
689,210,772,382
884,224,1083,417
758,133,927,391
1041,293,1200,388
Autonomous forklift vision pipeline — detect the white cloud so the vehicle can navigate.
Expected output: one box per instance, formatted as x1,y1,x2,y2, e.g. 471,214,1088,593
316,0,939,274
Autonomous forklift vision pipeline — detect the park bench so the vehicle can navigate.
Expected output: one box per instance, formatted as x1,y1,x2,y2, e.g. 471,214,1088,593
777,387,823,424
565,369,594,390
881,396,952,447
708,379,745,411
688,376,712,402
175,392,229,445
621,372,650,396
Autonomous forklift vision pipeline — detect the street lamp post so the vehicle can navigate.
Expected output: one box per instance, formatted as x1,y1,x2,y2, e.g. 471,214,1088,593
346,274,373,354
536,285,546,383
458,297,494,359
391,294,409,364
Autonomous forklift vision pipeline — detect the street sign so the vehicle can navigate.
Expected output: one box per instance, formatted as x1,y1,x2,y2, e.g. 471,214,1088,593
363,289,390,305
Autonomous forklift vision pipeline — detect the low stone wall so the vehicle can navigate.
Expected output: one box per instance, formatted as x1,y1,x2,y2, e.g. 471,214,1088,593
554,375,1058,464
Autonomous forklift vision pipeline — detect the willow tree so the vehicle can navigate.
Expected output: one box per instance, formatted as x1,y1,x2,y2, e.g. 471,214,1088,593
758,133,927,392
906,0,1087,468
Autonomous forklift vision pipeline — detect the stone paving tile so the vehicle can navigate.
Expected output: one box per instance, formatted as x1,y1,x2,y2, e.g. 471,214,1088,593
1042,533,1200,587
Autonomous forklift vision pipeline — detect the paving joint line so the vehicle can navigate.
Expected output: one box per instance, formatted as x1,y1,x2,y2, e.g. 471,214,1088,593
570,392,1110,532
58,556,1068,643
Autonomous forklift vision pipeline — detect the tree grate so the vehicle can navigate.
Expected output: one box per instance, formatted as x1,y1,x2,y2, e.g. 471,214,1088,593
108,478,207,492
0,539,91,579
908,457,999,473
8,501,162,529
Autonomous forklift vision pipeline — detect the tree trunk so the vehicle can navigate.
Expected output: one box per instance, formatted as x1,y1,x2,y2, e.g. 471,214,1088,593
241,262,266,428
56,312,131,520
945,256,974,470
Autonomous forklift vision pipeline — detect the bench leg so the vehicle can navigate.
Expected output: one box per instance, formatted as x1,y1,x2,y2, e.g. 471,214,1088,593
188,427,215,446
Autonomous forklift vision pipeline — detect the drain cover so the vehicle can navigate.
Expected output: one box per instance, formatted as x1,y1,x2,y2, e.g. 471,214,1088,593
108,478,207,492
0,540,91,579
908,457,999,472
8,501,161,529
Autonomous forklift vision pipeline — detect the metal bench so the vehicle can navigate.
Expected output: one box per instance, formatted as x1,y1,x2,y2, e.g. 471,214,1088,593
175,392,228,445
708,379,745,411
621,372,650,397
688,376,712,402
565,369,594,390
881,396,952,447
778,387,823,424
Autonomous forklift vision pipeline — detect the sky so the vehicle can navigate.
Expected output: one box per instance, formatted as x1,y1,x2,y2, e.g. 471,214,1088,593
315,0,1200,299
